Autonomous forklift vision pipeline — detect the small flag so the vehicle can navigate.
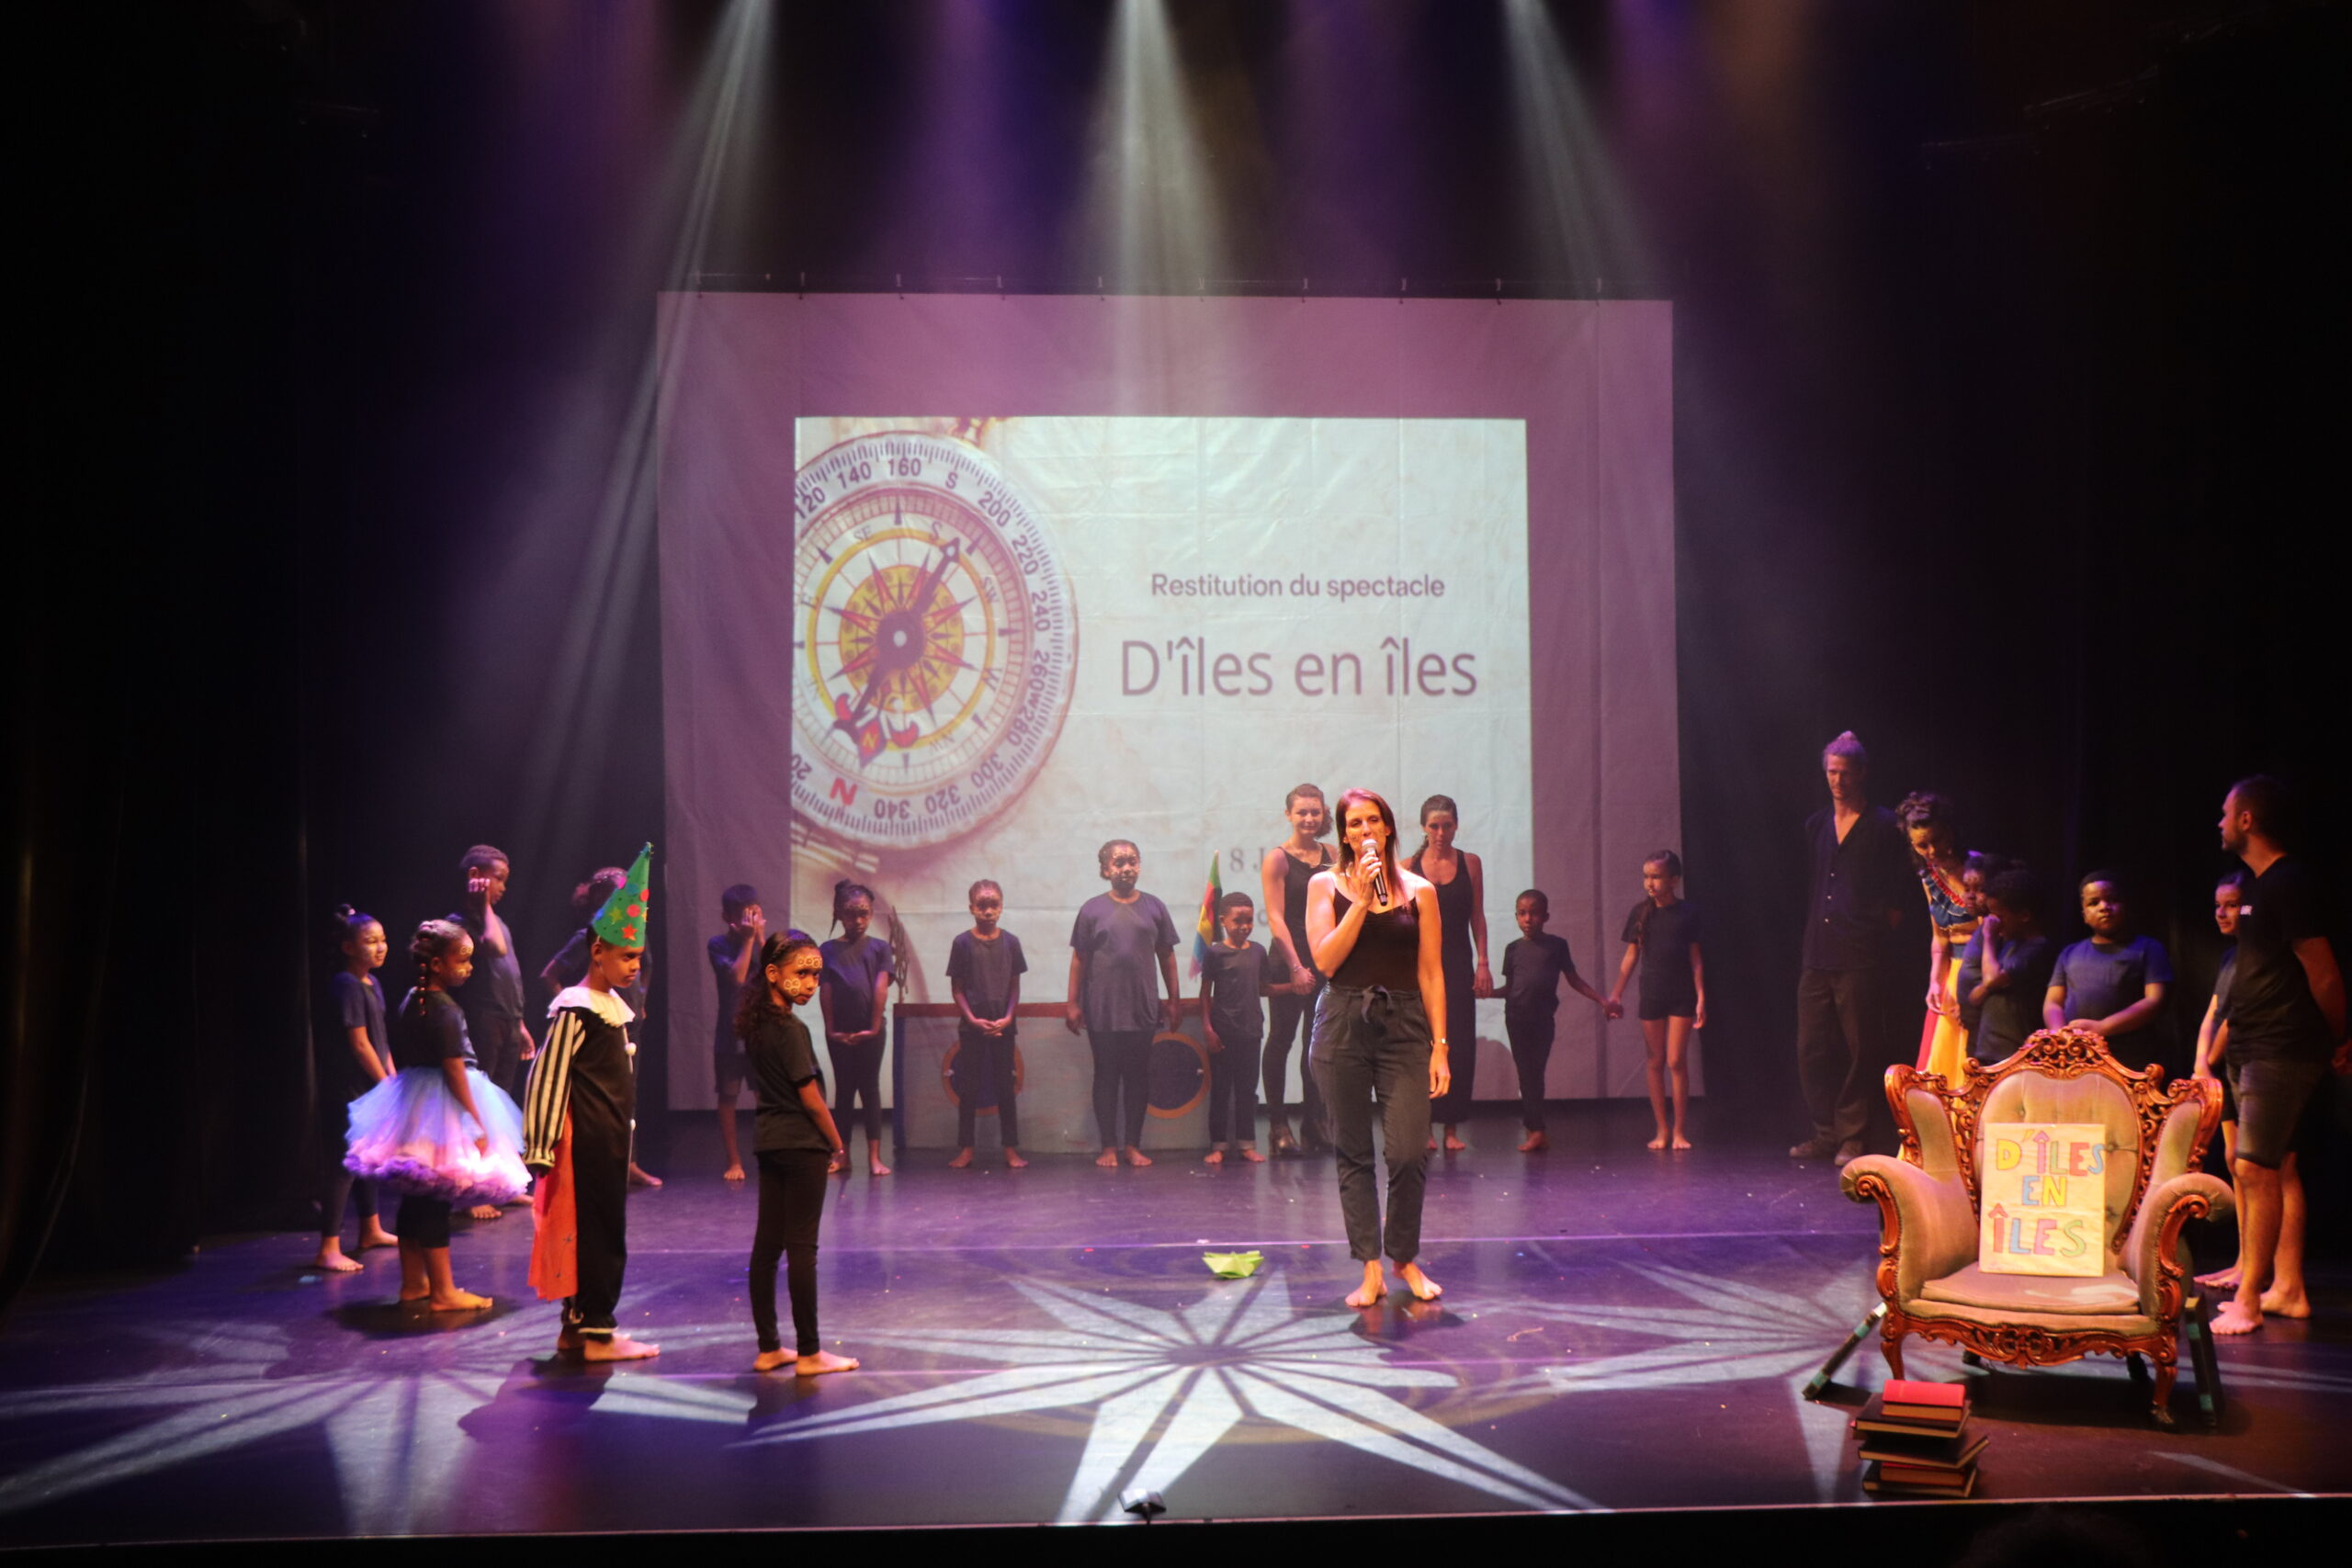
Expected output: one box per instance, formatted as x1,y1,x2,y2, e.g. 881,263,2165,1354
1191,852,1223,976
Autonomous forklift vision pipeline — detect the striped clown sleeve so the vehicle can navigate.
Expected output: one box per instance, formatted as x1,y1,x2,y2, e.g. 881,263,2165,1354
523,1010,585,1169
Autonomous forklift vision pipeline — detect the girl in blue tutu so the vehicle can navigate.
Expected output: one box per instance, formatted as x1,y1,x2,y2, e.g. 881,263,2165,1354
345,918,528,1310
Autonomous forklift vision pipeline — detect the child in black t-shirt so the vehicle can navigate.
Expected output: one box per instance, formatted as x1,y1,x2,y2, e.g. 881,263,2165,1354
1607,852,1707,1151
314,904,397,1273
1199,892,1309,1165
947,879,1029,1169
1500,889,1616,1152
739,933,857,1376
1968,866,2057,1062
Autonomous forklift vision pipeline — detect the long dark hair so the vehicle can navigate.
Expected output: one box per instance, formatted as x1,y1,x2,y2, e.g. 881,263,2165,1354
1408,794,1460,869
1632,851,1682,943
735,933,820,1040
1332,788,1399,877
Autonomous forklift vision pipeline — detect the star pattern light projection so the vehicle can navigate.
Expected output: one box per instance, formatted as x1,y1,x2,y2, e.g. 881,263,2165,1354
741,1269,1597,1520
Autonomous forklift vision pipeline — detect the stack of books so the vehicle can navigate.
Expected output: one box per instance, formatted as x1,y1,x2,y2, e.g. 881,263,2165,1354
1853,1379,1983,1497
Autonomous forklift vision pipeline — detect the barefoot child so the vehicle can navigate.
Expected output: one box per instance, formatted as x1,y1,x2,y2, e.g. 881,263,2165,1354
1067,840,1182,1168
820,882,895,1179
1607,853,1707,1150
344,919,528,1311
525,845,660,1361
1499,890,1615,1153
947,880,1028,1169
706,884,765,1181
1200,892,1306,1164
2043,871,2175,1074
314,905,397,1271
739,933,859,1375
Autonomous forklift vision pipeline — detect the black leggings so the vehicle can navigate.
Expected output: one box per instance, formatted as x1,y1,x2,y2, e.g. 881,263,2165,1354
1264,984,1328,1138
750,1149,831,1355
320,1102,378,1240
1090,1029,1153,1149
829,1036,887,1153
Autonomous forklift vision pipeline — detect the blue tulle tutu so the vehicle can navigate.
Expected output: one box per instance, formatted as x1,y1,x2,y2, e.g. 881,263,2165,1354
345,1066,529,1207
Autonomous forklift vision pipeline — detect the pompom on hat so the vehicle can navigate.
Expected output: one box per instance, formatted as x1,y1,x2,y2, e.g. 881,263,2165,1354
592,843,653,949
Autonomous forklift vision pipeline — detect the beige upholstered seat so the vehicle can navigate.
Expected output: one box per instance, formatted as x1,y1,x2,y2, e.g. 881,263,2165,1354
1841,1027,2230,1427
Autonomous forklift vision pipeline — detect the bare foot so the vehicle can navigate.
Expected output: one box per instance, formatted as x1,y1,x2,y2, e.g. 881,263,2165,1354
1238,1145,1266,1163
1670,1133,1692,1151
468,1205,503,1222
1125,1146,1152,1168
752,1348,793,1372
1517,1132,1549,1153
868,1159,891,1178
1096,1149,1121,1168
722,1164,746,1183
312,1245,364,1273
2196,1265,2243,1292
582,1334,660,1361
1443,1132,1468,1153
556,1328,583,1354
1646,1132,1668,1151
430,1289,492,1312
797,1349,860,1376
1398,1261,1443,1301
1204,1148,1225,1166
1005,1149,1028,1168
947,1148,974,1169
2211,1300,2264,1336
628,1164,663,1188
2259,1285,2311,1319
1345,1263,1388,1308
357,1224,399,1250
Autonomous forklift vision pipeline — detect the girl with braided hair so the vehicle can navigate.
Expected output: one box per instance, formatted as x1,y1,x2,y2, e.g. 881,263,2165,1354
344,919,527,1311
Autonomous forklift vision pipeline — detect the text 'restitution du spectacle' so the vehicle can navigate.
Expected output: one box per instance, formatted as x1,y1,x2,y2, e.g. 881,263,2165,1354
1149,572,1448,603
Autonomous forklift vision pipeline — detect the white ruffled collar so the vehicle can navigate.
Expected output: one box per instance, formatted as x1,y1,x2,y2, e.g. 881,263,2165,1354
549,985,635,1027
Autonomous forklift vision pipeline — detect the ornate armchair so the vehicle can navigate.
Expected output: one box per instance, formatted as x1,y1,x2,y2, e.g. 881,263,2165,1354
1840,1028,2230,1427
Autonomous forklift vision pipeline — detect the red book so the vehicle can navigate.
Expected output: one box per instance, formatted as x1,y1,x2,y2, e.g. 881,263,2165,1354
1882,1380,1969,1424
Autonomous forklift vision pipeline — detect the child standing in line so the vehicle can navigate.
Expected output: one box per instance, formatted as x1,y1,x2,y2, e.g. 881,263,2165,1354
947,880,1028,1169
706,883,765,1182
739,932,859,1376
2043,870,2176,1075
2196,874,2247,1292
314,904,397,1272
1066,840,1182,1169
1607,852,1707,1151
344,919,528,1311
1499,890,1617,1154
820,881,895,1179
525,845,660,1361
1967,865,2057,1062
1200,892,1306,1165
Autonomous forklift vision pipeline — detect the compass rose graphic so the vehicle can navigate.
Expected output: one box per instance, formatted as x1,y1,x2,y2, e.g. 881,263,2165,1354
794,431,1076,853
741,1269,1595,1521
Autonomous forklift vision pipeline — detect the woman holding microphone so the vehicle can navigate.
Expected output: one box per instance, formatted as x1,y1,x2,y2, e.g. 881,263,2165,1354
1306,788,1451,1307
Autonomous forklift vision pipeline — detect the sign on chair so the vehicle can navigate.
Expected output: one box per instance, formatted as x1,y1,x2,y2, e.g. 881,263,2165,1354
1979,1122,2108,1276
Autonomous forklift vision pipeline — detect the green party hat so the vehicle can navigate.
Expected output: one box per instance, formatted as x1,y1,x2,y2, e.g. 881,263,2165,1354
593,843,653,949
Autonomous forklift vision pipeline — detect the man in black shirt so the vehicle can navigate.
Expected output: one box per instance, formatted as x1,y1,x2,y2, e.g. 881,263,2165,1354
2211,777,2346,1336
1793,732,1911,1168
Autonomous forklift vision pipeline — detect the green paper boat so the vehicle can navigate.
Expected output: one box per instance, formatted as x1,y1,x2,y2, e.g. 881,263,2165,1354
1203,1250,1263,1279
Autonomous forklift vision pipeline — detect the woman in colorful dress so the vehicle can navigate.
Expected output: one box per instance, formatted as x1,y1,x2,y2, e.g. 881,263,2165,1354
1897,792,1979,1083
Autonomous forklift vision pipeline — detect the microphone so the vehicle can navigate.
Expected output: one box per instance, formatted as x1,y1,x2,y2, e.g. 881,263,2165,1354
1360,834,1390,908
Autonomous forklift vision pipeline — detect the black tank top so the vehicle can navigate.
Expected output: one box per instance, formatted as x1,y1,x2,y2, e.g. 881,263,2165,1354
1330,886,1420,991
1281,848,1329,976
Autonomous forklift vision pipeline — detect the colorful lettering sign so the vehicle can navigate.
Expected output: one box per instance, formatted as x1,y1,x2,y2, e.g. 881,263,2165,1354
1979,1122,2108,1277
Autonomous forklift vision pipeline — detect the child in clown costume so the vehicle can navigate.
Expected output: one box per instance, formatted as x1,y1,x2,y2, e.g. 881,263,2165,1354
525,844,659,1360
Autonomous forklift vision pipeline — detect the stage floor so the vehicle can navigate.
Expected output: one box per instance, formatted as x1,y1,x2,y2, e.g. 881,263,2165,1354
2,1104,2345,1542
